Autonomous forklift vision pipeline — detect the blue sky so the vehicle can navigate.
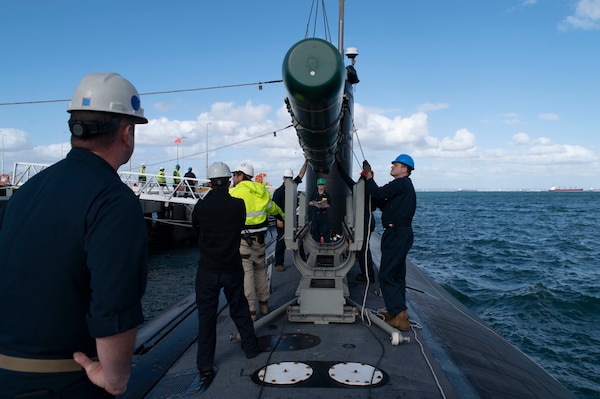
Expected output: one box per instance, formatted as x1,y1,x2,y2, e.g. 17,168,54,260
1,0,599,190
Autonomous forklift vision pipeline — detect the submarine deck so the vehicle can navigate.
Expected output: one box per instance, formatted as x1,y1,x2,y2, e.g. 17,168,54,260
121,234,575,399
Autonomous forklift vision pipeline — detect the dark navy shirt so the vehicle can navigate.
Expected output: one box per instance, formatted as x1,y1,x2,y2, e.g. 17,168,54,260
366,176,416,227
309,190,332,214
0,148,147,358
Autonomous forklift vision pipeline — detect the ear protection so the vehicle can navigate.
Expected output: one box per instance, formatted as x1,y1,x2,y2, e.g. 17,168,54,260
68,117,121,138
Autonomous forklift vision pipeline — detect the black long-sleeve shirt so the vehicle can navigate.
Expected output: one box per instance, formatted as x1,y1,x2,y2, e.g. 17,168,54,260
192,188,246,273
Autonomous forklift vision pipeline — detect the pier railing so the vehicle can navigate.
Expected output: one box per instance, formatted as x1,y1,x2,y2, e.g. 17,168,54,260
8,162,209,205
118,171,210,205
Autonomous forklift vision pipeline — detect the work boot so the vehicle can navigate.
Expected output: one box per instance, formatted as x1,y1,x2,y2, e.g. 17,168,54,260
275,265,285,272
195,366,217,393
259,301,270,315
377,310,393,321
385,310,410,331
250,311,257,321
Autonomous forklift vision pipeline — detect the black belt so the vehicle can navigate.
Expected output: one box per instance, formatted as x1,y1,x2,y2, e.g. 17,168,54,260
384,223,410,229
242,232,265,245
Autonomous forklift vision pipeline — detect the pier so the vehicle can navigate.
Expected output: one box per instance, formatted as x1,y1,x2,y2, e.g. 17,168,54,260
1,162,207,243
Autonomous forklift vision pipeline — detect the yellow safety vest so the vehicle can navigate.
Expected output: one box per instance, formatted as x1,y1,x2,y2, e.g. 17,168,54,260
157,170,166,183
230,180,284,232
173,169,181,184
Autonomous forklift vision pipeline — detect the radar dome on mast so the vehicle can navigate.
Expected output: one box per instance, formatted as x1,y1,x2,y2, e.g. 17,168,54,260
345,47,358,60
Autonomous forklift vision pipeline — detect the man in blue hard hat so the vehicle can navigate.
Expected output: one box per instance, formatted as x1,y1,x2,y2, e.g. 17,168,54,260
173,164,181,195
362,154,416,331
184,166,197,197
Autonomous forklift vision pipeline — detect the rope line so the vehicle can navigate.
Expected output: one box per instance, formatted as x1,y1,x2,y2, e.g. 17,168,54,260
411,322,448,399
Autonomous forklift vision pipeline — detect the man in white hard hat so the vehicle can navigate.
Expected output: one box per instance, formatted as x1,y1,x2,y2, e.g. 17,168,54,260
139,162,147,183
0,72,148,398
272,159,308,271
192,162,259,392
230,161,284,320
157,166,167,187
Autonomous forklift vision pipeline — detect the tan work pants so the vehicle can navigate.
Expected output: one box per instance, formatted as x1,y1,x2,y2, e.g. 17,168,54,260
240,238,269,312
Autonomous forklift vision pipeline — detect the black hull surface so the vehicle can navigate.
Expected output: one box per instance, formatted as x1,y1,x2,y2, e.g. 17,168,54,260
121,233,575,399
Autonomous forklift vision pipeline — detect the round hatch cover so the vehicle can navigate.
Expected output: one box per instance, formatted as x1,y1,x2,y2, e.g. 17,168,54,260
328,362,384,386
257,361,313,385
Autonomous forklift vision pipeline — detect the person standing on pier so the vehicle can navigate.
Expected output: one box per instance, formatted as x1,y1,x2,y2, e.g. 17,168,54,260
362,154,416,331
172,164,181,195
184,166,197,197
272,159,308,272
0,72,149,398
139,162,147,183
157,166,167,187
192,162,259,391
230,161,285,320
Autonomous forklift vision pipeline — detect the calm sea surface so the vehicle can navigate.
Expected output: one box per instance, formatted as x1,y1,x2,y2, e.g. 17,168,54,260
143,191,600,398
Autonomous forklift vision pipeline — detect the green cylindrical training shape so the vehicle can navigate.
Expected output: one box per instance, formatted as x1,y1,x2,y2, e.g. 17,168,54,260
282,38,345,173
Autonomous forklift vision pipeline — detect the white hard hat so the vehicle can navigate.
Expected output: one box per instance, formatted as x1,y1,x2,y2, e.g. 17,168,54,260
141,163,146,167
233,161,254,177
208,162,231,179
283,168,294,178
67,72,148,124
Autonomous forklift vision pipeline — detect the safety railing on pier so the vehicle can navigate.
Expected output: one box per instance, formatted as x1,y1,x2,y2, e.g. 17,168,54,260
8,162,50,186
118,171,210,205
5,162,210,206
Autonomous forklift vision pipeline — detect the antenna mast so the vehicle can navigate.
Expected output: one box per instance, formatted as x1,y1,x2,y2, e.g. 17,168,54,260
338,0,344,56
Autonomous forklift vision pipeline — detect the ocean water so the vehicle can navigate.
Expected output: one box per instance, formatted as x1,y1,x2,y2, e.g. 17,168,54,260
142,191,600,398
407,191,600,399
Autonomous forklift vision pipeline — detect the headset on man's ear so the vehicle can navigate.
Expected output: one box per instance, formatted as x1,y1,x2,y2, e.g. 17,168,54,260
68,117,121,138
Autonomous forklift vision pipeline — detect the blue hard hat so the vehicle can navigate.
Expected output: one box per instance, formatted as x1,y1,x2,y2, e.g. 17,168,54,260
188,167,192,171
175,164,180,169
392,154,415,169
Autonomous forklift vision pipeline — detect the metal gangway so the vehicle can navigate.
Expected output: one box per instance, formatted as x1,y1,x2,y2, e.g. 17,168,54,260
4,162,209,207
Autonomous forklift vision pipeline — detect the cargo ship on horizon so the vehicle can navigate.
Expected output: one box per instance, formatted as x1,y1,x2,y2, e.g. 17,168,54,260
549,186,584,192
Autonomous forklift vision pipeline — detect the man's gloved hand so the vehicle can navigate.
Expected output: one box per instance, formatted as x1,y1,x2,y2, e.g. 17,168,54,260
360,170,373,179
362,160,372,175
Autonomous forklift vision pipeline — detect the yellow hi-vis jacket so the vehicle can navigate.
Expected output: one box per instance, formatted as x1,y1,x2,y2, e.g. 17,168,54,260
230,180,284,233
157,170,166,184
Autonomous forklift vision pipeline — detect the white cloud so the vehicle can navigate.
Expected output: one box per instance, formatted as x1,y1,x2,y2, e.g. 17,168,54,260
502,112,521,125
354,104,430,149
538,113,559,121
3,98,598,191
0,128,29,150
559,0,600,30
511,132,530,145
441,129,477,152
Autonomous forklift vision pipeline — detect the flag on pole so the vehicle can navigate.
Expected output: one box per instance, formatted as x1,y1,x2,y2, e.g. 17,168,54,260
174,137,182,143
